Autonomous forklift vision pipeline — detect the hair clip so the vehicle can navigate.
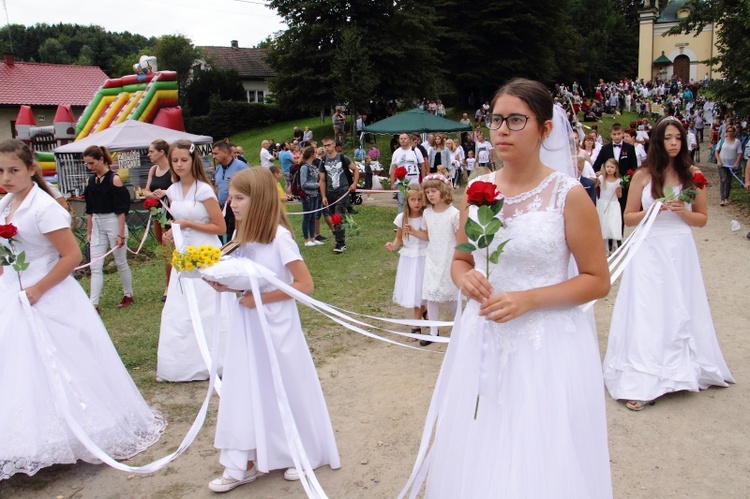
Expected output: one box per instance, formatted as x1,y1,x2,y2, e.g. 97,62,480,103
422,173,451,186
189,143,195,153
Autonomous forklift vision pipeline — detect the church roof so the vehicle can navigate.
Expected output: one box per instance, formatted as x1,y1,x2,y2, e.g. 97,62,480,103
656,0,690,24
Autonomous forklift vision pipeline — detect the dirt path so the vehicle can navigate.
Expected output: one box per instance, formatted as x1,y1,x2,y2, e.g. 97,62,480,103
3,163,749,498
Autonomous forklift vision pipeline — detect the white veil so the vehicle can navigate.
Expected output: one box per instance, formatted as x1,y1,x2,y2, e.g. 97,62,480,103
539,103,578,178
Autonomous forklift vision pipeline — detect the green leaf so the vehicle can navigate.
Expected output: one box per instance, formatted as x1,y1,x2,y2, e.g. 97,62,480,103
489,240,510,264
477,233,494,249
490,198,504,215
485,218,503,235
455,242,477,253
477,205,494,225
465,218,484,239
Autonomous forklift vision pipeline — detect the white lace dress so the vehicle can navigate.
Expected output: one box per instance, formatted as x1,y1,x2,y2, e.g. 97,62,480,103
392,213,427,308
157,181,228,381
603,183,734,401
0,185,165,480
422,172,612,498
420,205,459,303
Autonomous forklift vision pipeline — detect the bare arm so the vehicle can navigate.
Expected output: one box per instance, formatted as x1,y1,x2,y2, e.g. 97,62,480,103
623,169,650,226
142,165,157,197
385,229,403,252
24,228,82,305
349,162,360,192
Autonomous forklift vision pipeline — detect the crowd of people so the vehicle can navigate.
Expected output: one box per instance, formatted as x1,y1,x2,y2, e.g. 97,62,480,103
0,72,744,497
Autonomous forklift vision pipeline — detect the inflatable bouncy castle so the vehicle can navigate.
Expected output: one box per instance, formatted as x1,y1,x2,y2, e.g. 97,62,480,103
14,55,186,178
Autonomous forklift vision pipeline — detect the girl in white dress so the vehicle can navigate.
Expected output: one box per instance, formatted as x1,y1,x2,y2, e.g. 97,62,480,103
603,117,734,411
407,174,459,346
596,158,623,253
385,184,427,341
206,168,340,493
402,79,612,498
158,140,228,382
0,139,164,480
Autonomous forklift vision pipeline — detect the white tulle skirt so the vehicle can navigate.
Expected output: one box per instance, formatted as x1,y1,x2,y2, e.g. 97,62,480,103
423,302,612,498
0,275,165,480
393,254,426,308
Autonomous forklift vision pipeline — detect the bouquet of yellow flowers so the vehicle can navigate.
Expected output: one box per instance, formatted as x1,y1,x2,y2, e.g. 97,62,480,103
172,245,221,278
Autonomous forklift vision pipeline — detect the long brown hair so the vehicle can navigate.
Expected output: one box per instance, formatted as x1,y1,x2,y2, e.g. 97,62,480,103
0,139,55,198
231,168,292,244
168,140,209,184
644,117,693,199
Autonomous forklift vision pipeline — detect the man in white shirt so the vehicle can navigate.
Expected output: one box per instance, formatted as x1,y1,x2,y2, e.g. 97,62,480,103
260,140,275,168
390,133,424,213
475,133,493,168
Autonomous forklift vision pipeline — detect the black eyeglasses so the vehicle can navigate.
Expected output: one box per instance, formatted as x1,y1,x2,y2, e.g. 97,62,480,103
487,113,531,131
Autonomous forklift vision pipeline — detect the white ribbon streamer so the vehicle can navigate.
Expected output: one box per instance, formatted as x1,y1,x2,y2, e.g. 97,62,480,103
17,289,224,474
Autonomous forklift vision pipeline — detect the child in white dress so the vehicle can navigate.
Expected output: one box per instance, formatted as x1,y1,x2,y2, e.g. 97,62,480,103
158,140,228,382
408,173,460,346
206,168,339,493
385,184,427,341
596,158,623,253
0,139,164,480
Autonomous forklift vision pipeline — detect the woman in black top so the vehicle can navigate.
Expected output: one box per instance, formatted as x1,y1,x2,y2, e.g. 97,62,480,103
144,139,173,301
83,145,134,311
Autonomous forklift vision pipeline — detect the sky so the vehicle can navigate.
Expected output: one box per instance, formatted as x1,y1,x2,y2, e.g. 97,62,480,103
2,0,287,48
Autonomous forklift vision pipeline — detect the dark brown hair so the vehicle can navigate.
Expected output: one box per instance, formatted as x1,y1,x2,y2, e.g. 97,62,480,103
490,78,553,132
82,145,113,165
0,139,55,197
644,117,693,199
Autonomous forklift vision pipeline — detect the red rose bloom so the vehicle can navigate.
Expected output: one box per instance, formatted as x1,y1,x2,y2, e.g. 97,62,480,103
465,181,500,206
626,169,635,176
693,171,709,189
394,166,408,180
0,223,18,239
331,213,342,226
143,198,159,210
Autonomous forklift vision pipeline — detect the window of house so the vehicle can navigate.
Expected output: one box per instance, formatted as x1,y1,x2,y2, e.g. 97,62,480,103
247,91,256,103
257,91,264,104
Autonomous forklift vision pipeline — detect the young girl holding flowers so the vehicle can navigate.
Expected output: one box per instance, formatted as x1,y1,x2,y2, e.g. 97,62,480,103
385,183,428,341
158,140,228,382
0,139,164,479
205,168,339,493
407,173,459,346
603,116,734,411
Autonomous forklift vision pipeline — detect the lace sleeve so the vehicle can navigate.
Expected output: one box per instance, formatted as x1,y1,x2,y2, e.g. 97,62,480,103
555,174,582,213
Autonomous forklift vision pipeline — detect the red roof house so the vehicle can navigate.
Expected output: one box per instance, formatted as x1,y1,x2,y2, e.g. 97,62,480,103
0,53,108,141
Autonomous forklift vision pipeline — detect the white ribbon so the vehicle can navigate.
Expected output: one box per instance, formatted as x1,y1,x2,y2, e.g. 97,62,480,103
17,289,224,474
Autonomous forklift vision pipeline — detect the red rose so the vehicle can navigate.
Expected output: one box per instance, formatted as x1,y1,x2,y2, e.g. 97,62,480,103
143,198,159,210
331,213,342,226
626,169,635,176
465,181,500,206
693,171,709,189
394,166,408,180
0,223,18,239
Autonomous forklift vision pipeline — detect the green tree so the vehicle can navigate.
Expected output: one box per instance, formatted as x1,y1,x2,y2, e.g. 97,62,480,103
266,0,440,112
668,0,750,113
184,67,246,116
38,38,70,64
151,35,202,106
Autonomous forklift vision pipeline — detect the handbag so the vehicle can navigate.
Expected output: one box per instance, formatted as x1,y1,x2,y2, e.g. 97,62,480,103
708,138,724,164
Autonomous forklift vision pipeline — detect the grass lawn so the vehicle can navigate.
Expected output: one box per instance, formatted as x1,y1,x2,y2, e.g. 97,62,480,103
82,197,404,392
